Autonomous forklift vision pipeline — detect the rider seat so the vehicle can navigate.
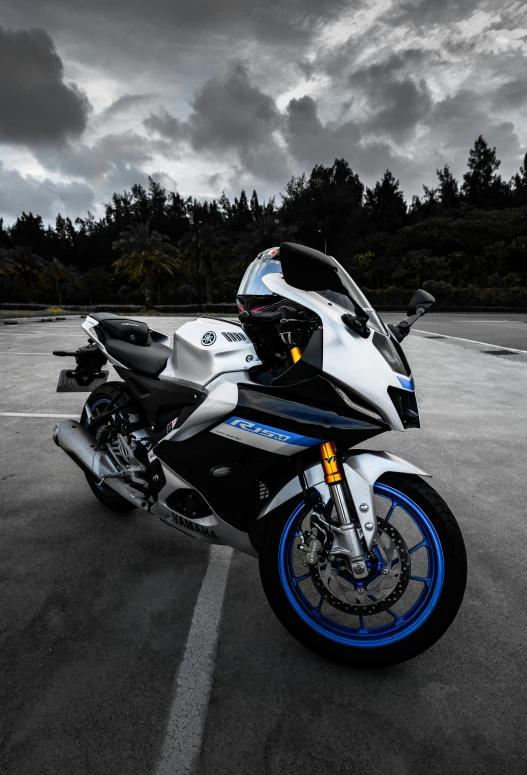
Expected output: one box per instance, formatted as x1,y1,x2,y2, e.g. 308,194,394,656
91,313,172,377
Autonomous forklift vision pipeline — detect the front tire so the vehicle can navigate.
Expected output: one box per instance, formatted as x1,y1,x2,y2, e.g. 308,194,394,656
259,474,467,667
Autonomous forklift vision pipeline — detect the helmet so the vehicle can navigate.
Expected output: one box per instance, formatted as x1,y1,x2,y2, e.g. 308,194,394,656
236,247,281,314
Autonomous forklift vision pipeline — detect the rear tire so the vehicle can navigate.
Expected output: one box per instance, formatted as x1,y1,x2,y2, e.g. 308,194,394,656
259,474,467,667
81,382,137,512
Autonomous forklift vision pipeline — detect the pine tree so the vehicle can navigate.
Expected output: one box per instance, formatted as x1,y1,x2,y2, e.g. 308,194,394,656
148,177,167,223
250,190,262,220
218,191,232,221
462,136,509,209
130,184,150,222
238,189,249,214
365,170,407,232
436,165,461,210
511,152,527,206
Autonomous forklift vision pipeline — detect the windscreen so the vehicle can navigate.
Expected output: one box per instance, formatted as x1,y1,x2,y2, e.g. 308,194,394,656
237,249,281,297
279,242,387,334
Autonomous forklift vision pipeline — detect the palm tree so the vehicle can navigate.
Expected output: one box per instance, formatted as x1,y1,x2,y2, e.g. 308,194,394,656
41,257,80,306
178,223,234,305
112,221,179,309
0,249,15,276
1,245,45,300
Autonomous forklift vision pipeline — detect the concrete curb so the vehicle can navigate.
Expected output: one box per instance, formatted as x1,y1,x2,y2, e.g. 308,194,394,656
3,315,71,326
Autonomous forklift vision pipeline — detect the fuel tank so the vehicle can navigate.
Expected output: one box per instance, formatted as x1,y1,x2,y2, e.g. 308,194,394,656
158,317,262,386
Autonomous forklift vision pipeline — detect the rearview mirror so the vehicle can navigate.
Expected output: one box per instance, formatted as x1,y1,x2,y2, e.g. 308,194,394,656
407,289,435,317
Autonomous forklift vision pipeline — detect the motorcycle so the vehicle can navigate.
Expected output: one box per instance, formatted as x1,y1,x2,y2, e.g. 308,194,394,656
52,242,466,667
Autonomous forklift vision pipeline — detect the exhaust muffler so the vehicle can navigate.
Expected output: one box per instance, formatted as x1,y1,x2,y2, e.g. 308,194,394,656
53,420,146,506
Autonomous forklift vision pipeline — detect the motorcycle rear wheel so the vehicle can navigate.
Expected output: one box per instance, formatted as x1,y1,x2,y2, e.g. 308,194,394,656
80,382,137,512
259,473,467,667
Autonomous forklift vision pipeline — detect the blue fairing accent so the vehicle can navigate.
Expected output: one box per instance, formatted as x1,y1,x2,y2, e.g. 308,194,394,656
224,416,325,448
278,482,445,648
397,375,415,390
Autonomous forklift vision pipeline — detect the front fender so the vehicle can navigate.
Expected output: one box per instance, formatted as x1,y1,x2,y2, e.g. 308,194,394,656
258,450,430,552
343,451,430,551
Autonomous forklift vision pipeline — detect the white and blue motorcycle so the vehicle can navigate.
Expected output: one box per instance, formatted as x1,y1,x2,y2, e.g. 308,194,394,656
53,243,466,667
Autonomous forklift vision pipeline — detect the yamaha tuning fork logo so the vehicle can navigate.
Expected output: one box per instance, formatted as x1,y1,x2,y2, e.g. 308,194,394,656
201,331,216,346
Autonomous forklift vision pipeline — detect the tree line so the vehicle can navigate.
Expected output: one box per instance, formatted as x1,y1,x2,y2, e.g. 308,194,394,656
1,135,526,309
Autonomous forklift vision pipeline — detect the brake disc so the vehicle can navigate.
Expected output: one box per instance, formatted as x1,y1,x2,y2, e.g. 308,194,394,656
309,518,411,615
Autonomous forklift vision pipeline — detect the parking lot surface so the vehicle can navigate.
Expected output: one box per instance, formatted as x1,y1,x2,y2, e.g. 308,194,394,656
1,313,526,775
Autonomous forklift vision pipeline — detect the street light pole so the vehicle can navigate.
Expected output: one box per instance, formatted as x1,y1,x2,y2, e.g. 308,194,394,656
318,229,327,254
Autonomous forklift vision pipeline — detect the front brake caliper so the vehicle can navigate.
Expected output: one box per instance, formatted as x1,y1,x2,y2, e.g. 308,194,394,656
298,527,322,565
298,511,332,565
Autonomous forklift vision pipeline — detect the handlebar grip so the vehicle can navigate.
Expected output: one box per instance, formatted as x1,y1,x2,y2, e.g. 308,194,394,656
53,350,77,356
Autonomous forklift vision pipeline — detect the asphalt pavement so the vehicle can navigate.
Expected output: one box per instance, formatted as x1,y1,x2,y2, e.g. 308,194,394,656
1,313,526,775
381,311,527,351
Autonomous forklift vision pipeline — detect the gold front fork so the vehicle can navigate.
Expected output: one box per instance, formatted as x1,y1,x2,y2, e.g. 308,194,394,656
320,441,343,484
290,347,367,577
289,346,303,364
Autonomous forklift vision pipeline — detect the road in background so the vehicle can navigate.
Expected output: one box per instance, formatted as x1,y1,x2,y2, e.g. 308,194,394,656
380,311,527,351
1,314,526,775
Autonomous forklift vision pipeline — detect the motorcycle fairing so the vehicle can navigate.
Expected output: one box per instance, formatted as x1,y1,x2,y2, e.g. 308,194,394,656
262,272,416,431
209,415,326,455
153,377,387,532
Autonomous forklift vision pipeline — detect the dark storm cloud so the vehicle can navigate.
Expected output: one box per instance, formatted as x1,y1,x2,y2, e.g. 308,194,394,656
282,92,435,198
427,89,521,157
206,172,222,189
0,26,89,146
366,79,433,141
0,161,94,219
101,94,152,119
2,0,354,64
188,64,280,153
349,54,434,141
34,132,170,181
146,63,290,182
351,49,435,86
30,131,178,217
283,94,409,182
144,110,186,143
388,0,482,25
0,0,525,219
285,96,360,166
490,79,527,110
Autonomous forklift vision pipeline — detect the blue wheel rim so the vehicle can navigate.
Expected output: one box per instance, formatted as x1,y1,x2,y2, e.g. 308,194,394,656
278,483,445,647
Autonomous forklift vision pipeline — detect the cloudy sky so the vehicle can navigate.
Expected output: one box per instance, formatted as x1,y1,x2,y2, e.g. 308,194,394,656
1,0,526,223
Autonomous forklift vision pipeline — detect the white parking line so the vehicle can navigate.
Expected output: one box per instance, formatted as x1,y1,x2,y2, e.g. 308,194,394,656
0,352,53,354
0,412,79,418
156,544,233,775
413,330,526,354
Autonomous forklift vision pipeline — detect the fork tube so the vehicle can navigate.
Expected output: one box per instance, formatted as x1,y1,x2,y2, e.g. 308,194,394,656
289,345,365,573
320,443,368,577
290,346,303,364
320,441,343,484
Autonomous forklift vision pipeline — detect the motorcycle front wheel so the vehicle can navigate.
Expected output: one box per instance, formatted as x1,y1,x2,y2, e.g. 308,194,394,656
259,474,467,667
